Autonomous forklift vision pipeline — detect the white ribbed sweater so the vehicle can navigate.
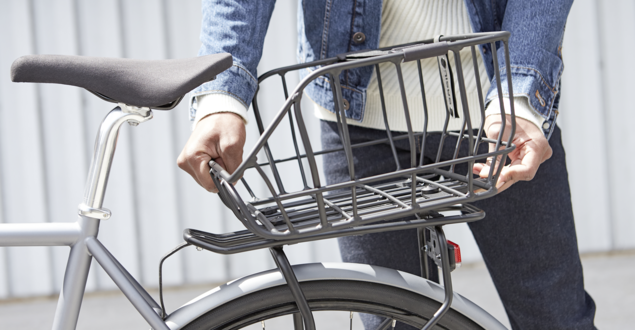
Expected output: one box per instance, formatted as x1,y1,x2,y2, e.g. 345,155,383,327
313,0,489,132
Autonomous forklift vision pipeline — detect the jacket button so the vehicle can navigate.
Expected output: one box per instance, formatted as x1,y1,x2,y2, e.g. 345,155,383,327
352,32,366,44
342,99,350,110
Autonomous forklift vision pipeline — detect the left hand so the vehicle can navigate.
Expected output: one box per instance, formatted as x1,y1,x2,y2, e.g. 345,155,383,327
472,114,553,193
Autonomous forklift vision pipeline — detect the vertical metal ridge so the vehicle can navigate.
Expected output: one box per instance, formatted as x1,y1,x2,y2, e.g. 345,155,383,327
488,42,506,184
330,73,359,219
282,75,309,189
375,64,401,170
393,62,417,207
470,46,486,155
417,59,430,166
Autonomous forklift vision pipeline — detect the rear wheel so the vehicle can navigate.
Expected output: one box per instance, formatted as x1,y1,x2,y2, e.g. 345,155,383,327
182,280,483,330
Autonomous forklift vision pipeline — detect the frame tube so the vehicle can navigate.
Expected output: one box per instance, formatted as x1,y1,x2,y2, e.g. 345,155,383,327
51,215,99,330
86,237,169,330
0,222,80,246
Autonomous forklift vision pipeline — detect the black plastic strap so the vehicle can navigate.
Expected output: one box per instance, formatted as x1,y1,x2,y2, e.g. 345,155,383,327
402,42,449,62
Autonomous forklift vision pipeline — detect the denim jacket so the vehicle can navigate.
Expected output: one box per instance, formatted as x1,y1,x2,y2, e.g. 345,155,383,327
193,0,573,138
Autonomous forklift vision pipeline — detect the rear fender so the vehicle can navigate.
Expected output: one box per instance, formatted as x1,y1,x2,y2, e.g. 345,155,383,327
164,262,507,330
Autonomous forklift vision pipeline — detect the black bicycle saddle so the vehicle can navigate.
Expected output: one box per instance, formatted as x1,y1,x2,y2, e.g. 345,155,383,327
10,53,233,110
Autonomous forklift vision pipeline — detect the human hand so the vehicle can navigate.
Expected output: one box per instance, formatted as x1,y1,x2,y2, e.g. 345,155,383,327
177,112,246,192
472,114,552,193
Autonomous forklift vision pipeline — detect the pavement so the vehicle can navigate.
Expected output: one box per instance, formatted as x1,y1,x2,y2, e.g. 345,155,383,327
0,251,633,329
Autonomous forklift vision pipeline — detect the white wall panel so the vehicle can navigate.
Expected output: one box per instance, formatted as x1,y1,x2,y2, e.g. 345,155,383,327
595,0,635,250
0,147,7,298
559,0,613,252
0,0,54,297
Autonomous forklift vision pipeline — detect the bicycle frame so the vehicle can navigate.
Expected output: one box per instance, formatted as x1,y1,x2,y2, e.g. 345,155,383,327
0,104,170,330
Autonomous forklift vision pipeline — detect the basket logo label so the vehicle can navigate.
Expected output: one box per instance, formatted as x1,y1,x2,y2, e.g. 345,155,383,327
437,55,459,118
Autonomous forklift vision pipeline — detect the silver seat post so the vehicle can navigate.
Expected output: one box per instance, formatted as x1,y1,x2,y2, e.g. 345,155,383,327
51,103,153,330
81,103,153,213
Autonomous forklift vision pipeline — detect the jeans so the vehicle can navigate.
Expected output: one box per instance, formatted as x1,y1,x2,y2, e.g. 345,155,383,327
320,120,596,330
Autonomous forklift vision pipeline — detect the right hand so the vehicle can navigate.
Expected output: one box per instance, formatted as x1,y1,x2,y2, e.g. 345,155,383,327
472,114,552,193
177,112,246,192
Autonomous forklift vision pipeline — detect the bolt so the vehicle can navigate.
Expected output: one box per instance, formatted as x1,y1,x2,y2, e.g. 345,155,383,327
196,246,203,251
128,120,139,126
436,254,441,260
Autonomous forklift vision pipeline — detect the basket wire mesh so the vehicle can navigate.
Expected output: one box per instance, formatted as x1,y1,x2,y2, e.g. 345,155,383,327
208,32,516,242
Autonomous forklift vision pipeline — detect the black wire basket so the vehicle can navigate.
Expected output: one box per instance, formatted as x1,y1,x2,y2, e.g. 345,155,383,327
206,31,516,243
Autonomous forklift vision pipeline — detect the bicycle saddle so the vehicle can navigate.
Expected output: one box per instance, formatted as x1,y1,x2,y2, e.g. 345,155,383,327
10,53,233,110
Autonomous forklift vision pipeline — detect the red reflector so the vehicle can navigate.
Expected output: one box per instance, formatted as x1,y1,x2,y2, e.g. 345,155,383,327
447,240,462,268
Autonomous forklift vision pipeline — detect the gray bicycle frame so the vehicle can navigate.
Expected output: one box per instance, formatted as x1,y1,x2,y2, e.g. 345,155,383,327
0,103,171,330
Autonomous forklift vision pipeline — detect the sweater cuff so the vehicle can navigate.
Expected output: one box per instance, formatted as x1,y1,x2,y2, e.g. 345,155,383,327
485,97,545,132
193,93,249,130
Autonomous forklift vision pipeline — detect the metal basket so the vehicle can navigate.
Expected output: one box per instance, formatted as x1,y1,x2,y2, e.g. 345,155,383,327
208,31,516,242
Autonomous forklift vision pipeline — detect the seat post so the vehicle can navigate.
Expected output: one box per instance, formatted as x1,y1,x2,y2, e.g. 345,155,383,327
79,104,153,218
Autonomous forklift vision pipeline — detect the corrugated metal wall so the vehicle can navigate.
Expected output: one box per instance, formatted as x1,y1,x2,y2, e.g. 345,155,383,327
0,0,633,299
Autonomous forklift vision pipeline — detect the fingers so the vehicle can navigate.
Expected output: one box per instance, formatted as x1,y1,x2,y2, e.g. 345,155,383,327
177,113,246,193
474,115,553,193
198,154,219,192
217,133,244,175
177,144,217,192
499,147,539,183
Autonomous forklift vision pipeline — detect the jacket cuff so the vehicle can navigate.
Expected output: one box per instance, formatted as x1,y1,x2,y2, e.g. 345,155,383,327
189,63,258,121
486,68,560,139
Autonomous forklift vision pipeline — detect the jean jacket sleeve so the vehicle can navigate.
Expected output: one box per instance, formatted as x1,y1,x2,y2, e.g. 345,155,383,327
191,0,276,113
484,0,573,138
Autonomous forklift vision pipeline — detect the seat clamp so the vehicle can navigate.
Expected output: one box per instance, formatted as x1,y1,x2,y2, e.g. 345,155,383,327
118,103,153,126
78,203,111,220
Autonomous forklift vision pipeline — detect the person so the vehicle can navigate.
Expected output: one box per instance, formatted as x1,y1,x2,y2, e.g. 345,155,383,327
178,0,597,329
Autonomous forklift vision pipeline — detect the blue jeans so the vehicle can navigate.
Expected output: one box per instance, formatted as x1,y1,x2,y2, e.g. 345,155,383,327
320,121,596,330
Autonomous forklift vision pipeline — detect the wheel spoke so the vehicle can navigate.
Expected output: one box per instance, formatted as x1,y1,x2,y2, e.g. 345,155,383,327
350,311,353,330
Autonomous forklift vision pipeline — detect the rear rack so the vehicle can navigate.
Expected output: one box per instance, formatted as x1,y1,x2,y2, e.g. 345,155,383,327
185,203,485,255
188,31,516,247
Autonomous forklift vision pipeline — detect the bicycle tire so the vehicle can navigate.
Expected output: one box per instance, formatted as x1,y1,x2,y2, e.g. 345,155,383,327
182,280,483,330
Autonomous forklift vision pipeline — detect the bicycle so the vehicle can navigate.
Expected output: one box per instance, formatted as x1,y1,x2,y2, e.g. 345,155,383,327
2,31,515,330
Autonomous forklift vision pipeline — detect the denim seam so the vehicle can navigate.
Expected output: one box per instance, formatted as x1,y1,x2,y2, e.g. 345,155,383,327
464,0,482,32
321,0,333,59
489,0,499,29
555,25,567,90
341,85,362,93
232,63,258,85
346,0,359,86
